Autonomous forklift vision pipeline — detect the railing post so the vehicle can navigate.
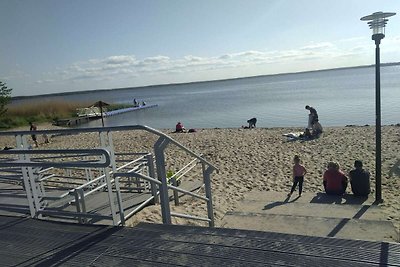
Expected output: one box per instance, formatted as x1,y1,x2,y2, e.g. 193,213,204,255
146,154,159,204
172,177,179,206
154,137,171,224
104,167,118,225
203,164,215,227
114,176,126,225
78,189,88,224
74,189,83,224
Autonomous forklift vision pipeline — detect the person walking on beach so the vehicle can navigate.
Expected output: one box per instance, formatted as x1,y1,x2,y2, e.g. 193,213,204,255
288,155,307,197
29,122,39,147
305,105,318,128
349,160,370,197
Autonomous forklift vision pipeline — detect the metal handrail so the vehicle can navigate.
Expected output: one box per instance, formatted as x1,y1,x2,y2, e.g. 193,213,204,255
114,172,213,225
0,149,111,168
0,125,218,172
73,154,148,191
168,158,198,182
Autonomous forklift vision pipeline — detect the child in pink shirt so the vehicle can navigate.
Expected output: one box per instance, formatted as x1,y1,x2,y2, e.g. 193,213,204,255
288,155,307,197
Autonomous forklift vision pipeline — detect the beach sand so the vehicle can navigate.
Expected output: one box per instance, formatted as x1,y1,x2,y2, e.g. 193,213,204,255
1,125,399,232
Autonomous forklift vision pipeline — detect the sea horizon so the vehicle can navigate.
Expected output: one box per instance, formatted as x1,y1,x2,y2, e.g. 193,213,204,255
11,62,400,99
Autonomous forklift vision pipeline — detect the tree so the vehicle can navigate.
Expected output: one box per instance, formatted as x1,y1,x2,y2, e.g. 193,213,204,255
0,81,12,116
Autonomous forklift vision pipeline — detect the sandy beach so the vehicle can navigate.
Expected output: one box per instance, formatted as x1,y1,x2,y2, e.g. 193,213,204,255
1,125,399,232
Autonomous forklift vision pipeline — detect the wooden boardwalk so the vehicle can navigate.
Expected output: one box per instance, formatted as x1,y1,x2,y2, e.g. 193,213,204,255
1,215,399,266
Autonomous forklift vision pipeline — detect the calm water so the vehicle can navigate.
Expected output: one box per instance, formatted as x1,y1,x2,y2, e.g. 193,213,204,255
13,65,400,129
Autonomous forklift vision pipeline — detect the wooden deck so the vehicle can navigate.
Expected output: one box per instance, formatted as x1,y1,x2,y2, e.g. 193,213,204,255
1,215,399,266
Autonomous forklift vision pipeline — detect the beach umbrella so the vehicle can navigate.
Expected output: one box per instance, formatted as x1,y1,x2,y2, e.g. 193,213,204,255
91,101,109,127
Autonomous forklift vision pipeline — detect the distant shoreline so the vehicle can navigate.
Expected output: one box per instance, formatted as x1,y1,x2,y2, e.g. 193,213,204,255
12,62,400,99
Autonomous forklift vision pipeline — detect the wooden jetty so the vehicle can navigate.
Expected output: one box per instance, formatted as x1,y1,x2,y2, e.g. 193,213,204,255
53,104,158,126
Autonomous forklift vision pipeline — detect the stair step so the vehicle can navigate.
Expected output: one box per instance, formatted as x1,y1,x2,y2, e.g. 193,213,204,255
223,191,399,242
235,199,386,220
222,211,399,242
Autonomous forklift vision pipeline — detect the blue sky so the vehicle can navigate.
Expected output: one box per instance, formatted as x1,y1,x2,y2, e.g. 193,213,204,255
1,0,399,96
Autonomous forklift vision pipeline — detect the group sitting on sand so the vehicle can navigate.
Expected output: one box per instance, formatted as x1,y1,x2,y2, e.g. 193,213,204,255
174,122,196,133
288,156,370,198
302,105,323,139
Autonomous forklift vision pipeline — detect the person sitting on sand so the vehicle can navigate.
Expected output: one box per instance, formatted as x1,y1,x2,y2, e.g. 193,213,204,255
323,161,348,195
247,118,257,128
288,155,307,197
349,160,370,197
175,122,185,133
312,121,323,137
299,128,312,140
305,105,318,128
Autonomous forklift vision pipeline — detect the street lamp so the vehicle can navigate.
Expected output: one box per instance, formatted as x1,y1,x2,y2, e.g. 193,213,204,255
360,11,396,202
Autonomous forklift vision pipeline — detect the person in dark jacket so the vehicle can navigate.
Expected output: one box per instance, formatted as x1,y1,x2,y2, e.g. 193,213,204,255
305,105,319,128
349,160,371,197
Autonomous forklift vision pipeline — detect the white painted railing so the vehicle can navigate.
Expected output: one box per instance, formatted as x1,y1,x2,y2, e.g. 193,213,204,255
0,125,218,227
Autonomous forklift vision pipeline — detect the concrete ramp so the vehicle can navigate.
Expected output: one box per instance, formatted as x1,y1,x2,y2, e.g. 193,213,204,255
222,191,399,242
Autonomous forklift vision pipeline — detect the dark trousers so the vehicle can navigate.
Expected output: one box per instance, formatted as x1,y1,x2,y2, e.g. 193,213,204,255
290,176,304,194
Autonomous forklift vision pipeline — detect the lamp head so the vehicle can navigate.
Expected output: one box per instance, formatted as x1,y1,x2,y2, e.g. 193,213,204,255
361,11,396,37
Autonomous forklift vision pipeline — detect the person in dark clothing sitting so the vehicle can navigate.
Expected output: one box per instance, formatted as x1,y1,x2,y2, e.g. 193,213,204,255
349,160,371,197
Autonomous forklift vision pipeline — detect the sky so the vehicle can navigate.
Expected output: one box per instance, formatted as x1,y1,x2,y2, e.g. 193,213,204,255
1,0,400,97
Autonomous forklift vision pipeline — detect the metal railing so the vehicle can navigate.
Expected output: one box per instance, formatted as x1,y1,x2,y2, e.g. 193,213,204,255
0,125,218,227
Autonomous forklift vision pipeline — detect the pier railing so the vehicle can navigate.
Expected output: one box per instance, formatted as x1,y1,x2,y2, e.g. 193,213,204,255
0,125,217,227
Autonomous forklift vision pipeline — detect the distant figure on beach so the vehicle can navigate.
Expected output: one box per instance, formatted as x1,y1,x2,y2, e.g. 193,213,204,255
133,98,138,107
305,105,318,128
29,122,39,147
175,122,185,133
349,160,371,197
312,121,323,137
247,118,257,128
43,133,49,144
288,155,307,197
300,128,312,139
323,162,348,195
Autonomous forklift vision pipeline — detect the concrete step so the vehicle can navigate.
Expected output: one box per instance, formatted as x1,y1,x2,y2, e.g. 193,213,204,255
222,191,399,242
233,191,388,220
222,211,399,242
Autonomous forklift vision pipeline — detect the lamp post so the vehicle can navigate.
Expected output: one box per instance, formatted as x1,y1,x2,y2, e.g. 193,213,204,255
360,11,396,202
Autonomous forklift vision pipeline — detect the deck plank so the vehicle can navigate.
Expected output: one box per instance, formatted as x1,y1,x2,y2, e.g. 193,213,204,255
0,216,399,267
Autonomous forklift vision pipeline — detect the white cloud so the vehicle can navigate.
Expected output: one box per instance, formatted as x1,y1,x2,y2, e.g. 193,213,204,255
34,35,400,90
103,55,136,65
